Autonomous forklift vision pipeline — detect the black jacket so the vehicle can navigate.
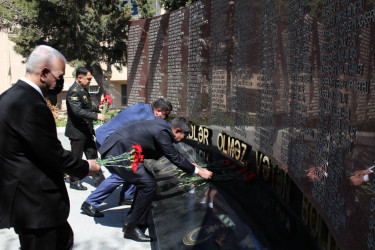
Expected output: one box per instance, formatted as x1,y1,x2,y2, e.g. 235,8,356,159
0,80,89,229
65,81,100,139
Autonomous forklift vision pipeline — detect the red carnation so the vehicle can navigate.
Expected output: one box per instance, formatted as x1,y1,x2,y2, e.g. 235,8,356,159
106,96,113,105
132,144,142,154
100,95,113,105
129,144,144,173
131,162,138,173
132,153,139,163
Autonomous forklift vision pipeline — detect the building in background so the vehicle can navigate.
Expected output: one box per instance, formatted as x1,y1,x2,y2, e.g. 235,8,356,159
0,0,164,110
0,32,128,110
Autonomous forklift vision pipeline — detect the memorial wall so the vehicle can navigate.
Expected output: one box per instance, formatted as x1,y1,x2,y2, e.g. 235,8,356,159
127,0,375,249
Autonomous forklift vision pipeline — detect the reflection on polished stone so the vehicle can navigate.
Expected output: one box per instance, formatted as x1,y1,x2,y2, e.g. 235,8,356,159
152,184,266,250
127,0,375,247
148,142,318,250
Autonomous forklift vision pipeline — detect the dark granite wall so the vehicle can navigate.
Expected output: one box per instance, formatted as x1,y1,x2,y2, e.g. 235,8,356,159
127,0,375,249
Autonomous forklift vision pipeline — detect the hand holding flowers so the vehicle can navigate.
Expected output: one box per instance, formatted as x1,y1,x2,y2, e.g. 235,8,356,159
96,145,143,173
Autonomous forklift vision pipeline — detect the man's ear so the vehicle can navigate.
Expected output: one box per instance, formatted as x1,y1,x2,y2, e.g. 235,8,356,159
154,108,162,117
40,67,49,84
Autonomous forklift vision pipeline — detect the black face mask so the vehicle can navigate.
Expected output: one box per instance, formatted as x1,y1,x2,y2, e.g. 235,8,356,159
48,77,64,95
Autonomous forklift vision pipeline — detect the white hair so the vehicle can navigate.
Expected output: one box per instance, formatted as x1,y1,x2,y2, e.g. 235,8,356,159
25,45,66,74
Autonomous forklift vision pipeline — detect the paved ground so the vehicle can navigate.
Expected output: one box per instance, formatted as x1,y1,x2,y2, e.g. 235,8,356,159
0,127,153,250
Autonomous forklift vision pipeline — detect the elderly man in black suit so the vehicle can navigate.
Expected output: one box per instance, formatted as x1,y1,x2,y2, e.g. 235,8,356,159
100,116,213,242
65,67,105,190
0,45,101,250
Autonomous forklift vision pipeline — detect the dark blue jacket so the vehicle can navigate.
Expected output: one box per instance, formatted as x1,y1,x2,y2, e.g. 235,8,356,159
95,103,154,149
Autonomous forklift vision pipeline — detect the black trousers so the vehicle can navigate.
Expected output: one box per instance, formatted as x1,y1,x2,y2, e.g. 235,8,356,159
15,221,73,250
109,163,157,226
69,138,105,186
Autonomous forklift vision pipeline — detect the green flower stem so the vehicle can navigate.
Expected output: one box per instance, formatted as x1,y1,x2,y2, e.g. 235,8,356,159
96,151,135,168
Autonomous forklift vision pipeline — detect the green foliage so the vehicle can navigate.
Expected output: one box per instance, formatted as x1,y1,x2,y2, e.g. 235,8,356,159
159,0,197,12
105,109,121,122
93,109,121,125
0,0,37,31
1,0,133,98
134,0,155,19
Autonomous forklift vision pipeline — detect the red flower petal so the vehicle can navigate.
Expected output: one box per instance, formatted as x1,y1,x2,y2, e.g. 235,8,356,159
132,145,142,154
131,162,138,173
133,154,139,164
100,95,113,106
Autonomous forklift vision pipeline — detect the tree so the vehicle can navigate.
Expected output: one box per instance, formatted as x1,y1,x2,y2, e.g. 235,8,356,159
159,0,198,12
0,0,133,104
134,0,156,19
0,0,36,31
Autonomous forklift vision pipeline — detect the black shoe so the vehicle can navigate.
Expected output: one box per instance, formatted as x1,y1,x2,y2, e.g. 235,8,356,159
81,202,104,217
119,199,133,206
123,225,151,242
70,181,87,190
92,170,105,187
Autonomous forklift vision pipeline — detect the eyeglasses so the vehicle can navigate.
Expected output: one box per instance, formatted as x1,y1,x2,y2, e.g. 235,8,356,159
49,70,63,81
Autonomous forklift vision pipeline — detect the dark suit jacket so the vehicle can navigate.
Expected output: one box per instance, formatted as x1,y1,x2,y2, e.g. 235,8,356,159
65,81,100,140
0,80,89,229
99,117,195,181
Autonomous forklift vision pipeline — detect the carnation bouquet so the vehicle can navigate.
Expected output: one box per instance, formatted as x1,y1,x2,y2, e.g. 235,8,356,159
96,145,144,173
100,95,113,114
99,95,113,125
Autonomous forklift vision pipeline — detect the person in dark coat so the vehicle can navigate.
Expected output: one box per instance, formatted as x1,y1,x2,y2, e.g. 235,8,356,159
99,117,213,242
65,67,105,190
0,45,101,250
81,99,172,217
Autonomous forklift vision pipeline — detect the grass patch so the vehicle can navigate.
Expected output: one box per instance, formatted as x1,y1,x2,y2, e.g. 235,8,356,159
56,120,67,127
